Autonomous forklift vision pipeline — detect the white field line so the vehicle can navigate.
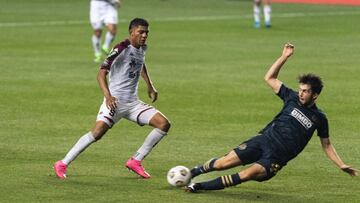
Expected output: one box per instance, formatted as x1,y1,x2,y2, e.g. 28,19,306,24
0,11,360,27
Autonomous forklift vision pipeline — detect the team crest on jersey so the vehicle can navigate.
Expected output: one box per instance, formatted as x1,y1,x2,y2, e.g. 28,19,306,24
128,71,139,79
290,108,313,129
270,163,282,174
129,57,143,69
129,58,137,68
238,143,247,150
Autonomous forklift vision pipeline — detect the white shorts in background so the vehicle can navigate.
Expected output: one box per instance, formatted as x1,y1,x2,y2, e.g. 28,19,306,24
90,0,118,30
96,99,159,128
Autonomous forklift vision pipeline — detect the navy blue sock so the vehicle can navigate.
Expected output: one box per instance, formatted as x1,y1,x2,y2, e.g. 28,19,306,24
191,158,217,178
198,173,241,191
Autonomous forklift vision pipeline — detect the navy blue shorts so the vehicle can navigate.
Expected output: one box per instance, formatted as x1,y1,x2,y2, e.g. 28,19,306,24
233,134,285,181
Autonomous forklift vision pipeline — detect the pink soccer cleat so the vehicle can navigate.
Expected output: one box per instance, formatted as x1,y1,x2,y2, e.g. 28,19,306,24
54,160,67,180
125,158,151,179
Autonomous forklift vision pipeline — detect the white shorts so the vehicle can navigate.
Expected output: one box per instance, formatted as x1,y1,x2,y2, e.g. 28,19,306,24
90,0,118,30
96,99,159,128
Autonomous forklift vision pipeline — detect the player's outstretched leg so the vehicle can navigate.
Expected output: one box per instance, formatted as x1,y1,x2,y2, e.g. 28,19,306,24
125,112,170,179
190,158,218,178
186,163,267,193
190,149,243,179
186,173,241,193
54,132,96,179
125,128,168,179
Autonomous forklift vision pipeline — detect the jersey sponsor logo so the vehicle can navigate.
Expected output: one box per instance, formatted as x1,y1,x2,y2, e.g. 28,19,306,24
238,143,247,150
290,108,313,129
129,57,143,68
128,71,139,79
129,58,137,68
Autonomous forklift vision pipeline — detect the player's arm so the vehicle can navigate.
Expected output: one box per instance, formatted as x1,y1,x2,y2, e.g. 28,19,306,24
320,137,358,177
264,43,294,94
141,64,158,102
97,68,117,110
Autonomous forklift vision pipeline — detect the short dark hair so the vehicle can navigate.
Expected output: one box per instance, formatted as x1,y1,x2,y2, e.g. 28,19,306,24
129,18,149,31
298,73,323,94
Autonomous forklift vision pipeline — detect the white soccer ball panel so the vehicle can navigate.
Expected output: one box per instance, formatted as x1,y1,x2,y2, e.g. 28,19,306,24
167,166,191,187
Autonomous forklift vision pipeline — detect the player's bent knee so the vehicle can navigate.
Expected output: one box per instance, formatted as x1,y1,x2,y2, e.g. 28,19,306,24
160,120,171,132
91,131,105,141
239,170,257,182
238,164,268,182
154,118,171,132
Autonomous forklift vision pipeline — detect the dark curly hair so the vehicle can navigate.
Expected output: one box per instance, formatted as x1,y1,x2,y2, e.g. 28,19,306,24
298,73,323,94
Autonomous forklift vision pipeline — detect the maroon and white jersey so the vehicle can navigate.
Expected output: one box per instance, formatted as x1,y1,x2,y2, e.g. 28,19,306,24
101,39,146,103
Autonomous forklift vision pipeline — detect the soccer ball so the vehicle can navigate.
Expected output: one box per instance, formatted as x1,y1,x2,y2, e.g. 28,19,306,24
167,166,191,187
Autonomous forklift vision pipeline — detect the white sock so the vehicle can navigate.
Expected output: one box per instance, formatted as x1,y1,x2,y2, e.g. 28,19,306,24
92,35,101,56
264,5,271,23
253,5,261,23
62,132,96,165
133,128,167,161
103,32,115,51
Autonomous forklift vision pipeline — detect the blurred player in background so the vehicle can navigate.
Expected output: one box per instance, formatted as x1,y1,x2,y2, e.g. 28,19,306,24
254,0,271,28
185,43,358,192
90,0,121,62
54,18,171,180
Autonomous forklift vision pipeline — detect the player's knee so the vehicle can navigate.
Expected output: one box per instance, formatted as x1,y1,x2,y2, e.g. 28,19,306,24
110,30,117,35
239,166,267,182
92,130,106,141
94,30,102,37
239,170,257,181
91,124,109,140
108,26,117,35
159,119,171,132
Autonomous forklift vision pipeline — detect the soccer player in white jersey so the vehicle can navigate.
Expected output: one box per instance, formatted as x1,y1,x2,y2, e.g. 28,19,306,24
90,0,121,62
253,0,271,28
54,18,171,179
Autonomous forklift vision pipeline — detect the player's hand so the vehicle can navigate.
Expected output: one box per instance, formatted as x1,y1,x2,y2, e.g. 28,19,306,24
105,96,118,110
148,87,158,103
282,42,294,58
340,165,359,177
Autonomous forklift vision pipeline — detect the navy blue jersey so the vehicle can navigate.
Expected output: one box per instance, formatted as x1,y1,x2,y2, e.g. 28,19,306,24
260,84,329,162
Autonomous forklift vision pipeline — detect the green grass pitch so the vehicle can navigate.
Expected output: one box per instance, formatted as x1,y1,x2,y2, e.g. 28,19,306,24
1,0,360,202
